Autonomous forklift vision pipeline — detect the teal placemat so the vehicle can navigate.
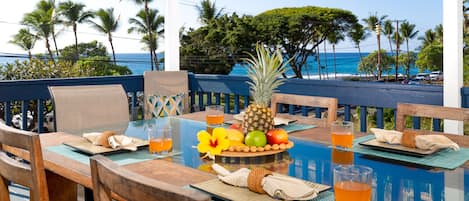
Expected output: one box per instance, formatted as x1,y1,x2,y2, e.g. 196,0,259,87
353,135,469,169
280,123,316,133
312,191,334,201
47,145,179,165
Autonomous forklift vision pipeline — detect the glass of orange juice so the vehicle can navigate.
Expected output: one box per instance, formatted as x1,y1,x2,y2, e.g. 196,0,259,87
148,126,172,155
205,105,224,133
334,165,373,201
331,121,354,149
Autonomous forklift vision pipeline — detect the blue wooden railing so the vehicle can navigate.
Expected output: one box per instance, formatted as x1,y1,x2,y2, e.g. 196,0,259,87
1,74,460,133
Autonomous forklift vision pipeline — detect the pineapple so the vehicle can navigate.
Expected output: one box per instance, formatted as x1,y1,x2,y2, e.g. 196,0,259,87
242,43,288,134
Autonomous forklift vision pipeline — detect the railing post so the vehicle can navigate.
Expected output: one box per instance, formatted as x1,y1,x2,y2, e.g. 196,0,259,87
37,99,44,133
21,100,28,130
224,94,230,114
4,102,11,126
234,95,240,114
131,92,137,121
360,106,367,132
344,105,351,121
198,92,204,111
315,108,321,119
376,107,384,129
413,117,421,129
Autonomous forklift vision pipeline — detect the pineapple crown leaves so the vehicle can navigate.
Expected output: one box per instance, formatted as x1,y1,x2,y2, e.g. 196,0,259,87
244,43,290,106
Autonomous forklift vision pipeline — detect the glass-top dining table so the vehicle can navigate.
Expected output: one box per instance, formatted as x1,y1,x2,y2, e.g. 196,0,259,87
43,115,469,201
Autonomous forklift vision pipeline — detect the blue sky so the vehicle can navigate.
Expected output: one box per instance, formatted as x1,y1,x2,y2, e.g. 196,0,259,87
0,0,442,54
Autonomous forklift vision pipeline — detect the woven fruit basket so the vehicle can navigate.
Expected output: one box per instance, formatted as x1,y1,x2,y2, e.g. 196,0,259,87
218,141,294,157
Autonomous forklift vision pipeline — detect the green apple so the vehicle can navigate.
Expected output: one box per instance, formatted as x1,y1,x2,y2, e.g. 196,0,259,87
244,130,267,147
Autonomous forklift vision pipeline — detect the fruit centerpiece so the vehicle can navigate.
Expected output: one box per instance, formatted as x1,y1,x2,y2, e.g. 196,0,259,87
196,44,294,158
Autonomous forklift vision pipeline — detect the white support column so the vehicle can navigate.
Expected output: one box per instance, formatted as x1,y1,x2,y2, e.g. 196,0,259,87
443,0,463,135
443,2,464,201
164,0,180,71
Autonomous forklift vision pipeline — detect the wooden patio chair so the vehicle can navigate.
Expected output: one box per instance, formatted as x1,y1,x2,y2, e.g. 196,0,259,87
396,103,469,132
143,71,189,119
90,155,210,201
0,123,49,201
49,84,130,134
270,93,338,126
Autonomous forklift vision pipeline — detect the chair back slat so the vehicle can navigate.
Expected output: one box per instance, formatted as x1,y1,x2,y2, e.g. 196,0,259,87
143,71,189,119
271,93,338,126
90,155,210,201
0,152,33,186
49,84,130,134
0,123,49,201
396,103,469,131
0,123,33,150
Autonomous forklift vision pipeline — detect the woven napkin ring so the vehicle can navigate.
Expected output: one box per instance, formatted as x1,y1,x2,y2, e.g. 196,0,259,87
247,168,273,194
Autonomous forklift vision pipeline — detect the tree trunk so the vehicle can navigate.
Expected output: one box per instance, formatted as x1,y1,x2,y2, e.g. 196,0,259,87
387,35,393,53
376,35,382,80
323,41,328,80
45,39,55,64
28,50,32,62
333,44,337,79
74,23,79,61
406,39,410,78
145,0,155,71
52,31,59,57
153,50,159,70
316,45,321,80
109,33,116,66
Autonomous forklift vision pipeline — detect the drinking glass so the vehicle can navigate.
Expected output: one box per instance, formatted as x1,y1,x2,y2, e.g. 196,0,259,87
148,126,172,155
205,105,224,133
334,165,373,201
331,121,354,149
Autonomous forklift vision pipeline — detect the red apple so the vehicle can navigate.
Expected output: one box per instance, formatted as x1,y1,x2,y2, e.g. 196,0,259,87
266,128,289,145
229,123,243,132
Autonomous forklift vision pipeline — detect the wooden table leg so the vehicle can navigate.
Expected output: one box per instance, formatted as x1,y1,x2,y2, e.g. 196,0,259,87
46,170,77,201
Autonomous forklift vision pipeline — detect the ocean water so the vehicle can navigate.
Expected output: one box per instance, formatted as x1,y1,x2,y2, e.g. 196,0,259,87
0,52,423,77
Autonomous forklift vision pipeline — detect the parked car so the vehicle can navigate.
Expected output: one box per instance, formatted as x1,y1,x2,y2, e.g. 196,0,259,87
414,73,430,81
429,71,443,81
408,79,421,85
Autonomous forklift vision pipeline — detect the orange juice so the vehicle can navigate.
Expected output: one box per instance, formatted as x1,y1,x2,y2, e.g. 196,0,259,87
334,181,372,201
149,139,164,153
331,132,354,148
162,138,173,151
332,149,354,165
206,114,224,125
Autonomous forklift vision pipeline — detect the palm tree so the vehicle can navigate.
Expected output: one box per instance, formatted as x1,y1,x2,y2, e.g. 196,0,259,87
128,8,164,70
22,4,55,61
363,13,387,79
434,24,443,44
383,20,394,53
128,0,158,70
36,0,60,57
197,0,223,24
58,1,94,60
348,23,369,62
328,30,345,79
88,8,120,65
9,28,37,61
400,21,419,77
418,29,436,48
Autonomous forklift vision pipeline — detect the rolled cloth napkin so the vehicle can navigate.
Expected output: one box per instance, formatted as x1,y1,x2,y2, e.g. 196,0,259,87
83,131,137,151
212,164,318,200
370,128,460,151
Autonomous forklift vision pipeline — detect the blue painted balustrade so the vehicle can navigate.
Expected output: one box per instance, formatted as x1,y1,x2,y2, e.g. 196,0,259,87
0,73,459,133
